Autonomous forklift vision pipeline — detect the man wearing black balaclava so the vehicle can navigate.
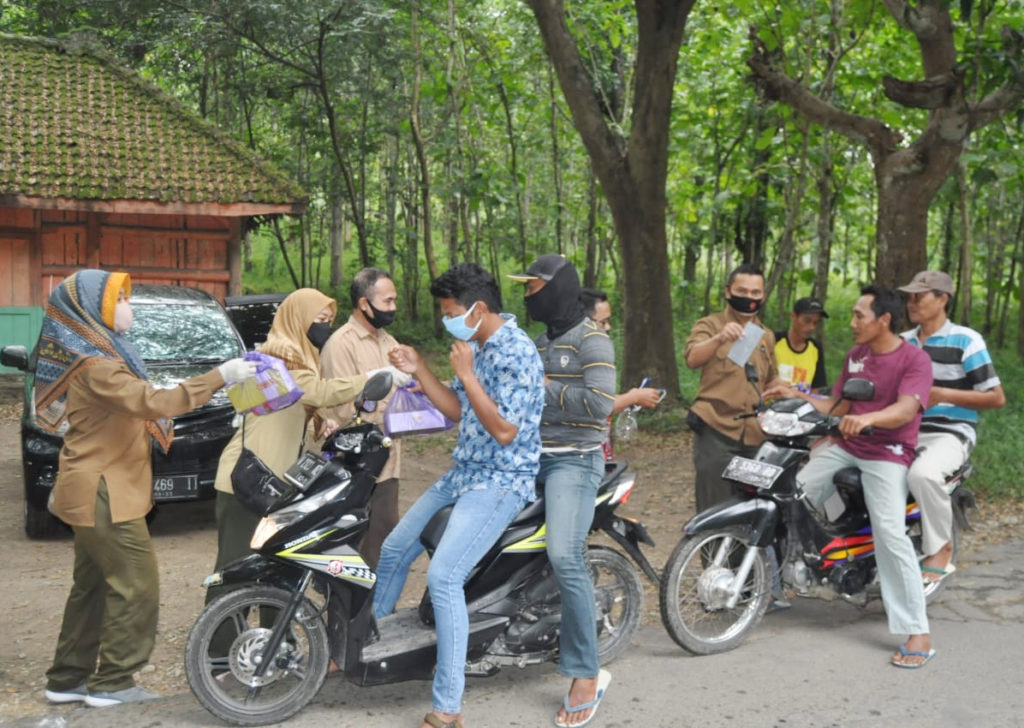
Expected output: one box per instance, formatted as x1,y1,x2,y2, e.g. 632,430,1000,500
684,263,786,513
510,254,616,727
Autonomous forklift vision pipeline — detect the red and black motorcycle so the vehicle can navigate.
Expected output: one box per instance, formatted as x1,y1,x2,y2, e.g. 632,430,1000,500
659,376,974,655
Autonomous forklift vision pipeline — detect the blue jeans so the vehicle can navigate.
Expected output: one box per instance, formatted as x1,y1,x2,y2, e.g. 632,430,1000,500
540,450,603,679
372,474,525,715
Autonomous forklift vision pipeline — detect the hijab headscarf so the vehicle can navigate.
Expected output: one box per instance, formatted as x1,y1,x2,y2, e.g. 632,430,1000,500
525,259,587,340
33,269,174,452
259,288,336,375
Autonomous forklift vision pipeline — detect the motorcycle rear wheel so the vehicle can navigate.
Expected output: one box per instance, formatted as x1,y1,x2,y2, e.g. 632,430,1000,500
185,585,329,726
659,528,771,655
589,545,644,664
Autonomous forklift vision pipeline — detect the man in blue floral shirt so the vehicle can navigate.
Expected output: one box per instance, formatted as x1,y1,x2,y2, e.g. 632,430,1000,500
373,263,544,728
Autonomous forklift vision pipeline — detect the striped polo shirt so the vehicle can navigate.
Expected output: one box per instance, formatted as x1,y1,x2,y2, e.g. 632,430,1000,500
901,319,1000,446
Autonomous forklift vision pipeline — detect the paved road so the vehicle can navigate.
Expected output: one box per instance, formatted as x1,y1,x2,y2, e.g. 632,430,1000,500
4,538,1022,728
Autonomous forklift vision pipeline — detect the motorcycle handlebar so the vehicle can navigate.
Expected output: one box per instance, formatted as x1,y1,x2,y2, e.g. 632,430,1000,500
827,416,875,437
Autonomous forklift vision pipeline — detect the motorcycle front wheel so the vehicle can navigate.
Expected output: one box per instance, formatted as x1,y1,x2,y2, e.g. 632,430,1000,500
185,585,329,726
588,546,644,664
659,528,771,655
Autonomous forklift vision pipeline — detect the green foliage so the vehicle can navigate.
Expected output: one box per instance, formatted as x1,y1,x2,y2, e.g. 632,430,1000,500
971,349,1024,499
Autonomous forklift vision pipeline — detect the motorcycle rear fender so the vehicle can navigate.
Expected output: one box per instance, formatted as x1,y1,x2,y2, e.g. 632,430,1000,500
683,497,779,548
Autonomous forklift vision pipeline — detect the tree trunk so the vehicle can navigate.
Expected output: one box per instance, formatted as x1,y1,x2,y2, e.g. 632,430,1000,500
583,171,598,287
384,136,399,277
525,0,695,398
410,0,440,334
330,194,343,289
748,2,1024,290
954,161,973,324
549,67,564,254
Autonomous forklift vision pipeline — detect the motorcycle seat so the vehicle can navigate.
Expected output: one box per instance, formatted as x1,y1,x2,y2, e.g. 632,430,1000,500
833,466,862,492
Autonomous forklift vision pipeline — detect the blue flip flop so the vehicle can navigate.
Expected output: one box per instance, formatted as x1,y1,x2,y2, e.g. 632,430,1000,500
554,669,612,727
891,644,936,669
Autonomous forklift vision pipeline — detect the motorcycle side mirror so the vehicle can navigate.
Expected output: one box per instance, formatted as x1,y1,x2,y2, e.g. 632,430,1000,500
356,371,393,413
841,377,875,401
1,345,29,372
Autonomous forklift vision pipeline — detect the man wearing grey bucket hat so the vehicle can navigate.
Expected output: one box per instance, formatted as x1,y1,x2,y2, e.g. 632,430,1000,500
899,270,1005,586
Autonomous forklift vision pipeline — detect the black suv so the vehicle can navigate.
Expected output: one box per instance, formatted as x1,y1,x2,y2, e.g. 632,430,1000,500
1,285,245,538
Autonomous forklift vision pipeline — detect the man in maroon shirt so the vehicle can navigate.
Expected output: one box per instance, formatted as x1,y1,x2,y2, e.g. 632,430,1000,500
765,285,935,669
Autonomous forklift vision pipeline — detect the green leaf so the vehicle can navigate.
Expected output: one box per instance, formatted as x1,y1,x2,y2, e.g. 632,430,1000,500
971,167,998,187
754,127,777,151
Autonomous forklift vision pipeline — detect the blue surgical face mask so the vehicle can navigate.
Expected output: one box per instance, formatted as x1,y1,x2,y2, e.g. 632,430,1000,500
443,302,480,341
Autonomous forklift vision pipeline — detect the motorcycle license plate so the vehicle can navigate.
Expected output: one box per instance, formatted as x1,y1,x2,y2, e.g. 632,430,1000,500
153,474,198,500
723,456,783,489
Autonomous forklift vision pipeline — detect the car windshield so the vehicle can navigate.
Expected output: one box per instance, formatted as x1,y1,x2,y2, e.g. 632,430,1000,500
126,303,241,362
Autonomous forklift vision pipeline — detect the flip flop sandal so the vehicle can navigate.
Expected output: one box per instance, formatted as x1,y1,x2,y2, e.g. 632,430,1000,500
891,645,936,669
921,563,956,584
554,669,612,728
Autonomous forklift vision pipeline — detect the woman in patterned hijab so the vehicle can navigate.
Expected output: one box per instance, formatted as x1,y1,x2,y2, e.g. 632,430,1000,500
39,270,251,708
34,269,173,449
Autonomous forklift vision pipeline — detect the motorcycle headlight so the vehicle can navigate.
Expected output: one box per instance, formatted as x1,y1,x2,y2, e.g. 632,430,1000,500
757,410,816,437
250,479,350,550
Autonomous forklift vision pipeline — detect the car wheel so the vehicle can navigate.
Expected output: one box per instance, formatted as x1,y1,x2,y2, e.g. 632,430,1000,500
25,500,65,539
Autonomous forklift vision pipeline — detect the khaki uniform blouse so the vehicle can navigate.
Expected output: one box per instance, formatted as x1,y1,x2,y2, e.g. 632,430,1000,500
214,367,367,494
685,308,778,445
319,316,401,481
51,358,225,526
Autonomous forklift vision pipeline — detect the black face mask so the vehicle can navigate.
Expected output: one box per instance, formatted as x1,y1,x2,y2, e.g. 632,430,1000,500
306,322,332,351
726,294,763,315
524,264,586,341
364,300,396,329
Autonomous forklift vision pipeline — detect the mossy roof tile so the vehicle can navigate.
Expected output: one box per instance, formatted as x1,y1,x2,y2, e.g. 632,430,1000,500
0,33,306,206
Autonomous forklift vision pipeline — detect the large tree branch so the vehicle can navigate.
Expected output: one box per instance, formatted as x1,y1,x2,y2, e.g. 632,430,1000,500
971,26,1024,128
747,30,902,160
881,0,936,36
970,80,1024,129
882,71,962,109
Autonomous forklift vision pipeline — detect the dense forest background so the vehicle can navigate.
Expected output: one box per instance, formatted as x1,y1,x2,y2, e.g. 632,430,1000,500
3,1,1023,377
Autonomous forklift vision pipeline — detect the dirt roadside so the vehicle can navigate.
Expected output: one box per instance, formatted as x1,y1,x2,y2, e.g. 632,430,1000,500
1,394,1021,723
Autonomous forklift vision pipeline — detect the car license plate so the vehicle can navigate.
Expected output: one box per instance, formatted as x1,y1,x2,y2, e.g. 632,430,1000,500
153,474,199,500
723,457,783,489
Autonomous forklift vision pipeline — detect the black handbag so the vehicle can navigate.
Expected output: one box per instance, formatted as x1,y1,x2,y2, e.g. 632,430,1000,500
230,416,298,516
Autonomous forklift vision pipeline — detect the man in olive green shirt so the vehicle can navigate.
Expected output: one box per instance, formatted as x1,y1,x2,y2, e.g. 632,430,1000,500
320,268,403,569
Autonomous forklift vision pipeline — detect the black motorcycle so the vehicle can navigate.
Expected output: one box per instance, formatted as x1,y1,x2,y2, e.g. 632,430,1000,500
185,373,657,725
659,376,975,655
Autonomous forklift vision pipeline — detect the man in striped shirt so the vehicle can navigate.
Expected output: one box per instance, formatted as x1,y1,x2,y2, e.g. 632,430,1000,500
899,271,1005,584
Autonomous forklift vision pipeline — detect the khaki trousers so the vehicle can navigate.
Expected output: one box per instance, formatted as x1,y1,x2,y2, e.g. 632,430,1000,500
908,430,971,557
46,479,158,693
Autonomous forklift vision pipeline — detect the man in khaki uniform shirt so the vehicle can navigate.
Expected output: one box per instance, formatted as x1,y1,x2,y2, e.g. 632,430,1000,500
321,268,402,569
684,264,784,513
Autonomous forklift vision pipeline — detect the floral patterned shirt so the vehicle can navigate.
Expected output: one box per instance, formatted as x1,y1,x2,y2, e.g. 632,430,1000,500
439,314,544,502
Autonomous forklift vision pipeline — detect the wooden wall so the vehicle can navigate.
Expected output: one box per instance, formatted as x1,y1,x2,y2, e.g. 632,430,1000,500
0,206,241,305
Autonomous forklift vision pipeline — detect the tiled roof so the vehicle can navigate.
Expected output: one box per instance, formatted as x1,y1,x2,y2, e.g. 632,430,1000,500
0,32,306,206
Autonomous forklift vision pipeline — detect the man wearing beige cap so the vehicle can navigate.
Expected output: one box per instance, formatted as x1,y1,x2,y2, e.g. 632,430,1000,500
899,270,1005,586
